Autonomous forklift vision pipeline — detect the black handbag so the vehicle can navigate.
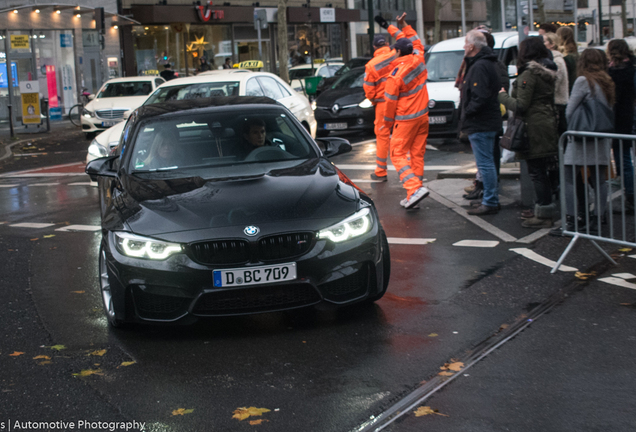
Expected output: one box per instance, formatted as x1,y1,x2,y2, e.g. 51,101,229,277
500,112,529,151
568,95,615,133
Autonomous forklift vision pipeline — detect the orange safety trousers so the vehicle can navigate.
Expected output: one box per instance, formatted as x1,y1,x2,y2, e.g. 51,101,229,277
390,118,429,197
373,102,391,176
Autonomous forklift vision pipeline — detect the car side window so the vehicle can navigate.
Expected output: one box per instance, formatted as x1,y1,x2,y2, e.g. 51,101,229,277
155,78,164,87
258,77,284,100
246,78,265,96
277,82,292,97
317,67,331,77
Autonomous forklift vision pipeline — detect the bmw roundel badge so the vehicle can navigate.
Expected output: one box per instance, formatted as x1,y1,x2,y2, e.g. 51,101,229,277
244,226,260,236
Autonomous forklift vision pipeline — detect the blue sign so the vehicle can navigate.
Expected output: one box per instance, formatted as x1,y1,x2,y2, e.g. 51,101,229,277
60,34,72,48
0,62,19,88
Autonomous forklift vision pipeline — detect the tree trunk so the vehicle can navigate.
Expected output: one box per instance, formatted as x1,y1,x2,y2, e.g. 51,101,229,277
622,0,628,38
536,0,547,25
277,0,289,83
434,0,441,43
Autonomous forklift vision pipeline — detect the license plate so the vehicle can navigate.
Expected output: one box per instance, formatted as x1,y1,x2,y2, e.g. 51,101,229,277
325,122,347,130
213,263,297,287
429,116,447,124
101,121,119,127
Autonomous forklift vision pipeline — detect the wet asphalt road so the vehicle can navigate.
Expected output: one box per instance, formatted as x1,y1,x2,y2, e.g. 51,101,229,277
1,126,635,431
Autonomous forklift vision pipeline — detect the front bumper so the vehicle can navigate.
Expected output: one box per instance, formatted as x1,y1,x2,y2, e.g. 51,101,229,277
314,106,375,133
81,116,124,133
427,102,459,137
102,223,385,323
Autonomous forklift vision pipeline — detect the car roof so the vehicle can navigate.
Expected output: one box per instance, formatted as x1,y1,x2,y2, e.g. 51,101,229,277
290,62,344,70
135,96,280,121
104,76,159,83
151,70,282,88
429,31,539,52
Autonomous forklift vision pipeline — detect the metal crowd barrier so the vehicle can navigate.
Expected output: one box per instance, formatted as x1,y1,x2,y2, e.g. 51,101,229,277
552,131,636,273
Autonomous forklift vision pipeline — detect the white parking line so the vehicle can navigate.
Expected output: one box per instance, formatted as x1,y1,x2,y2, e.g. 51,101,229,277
55,225,101,232
68,182,94,186
453,240,499,248
30,183,61,186
9,223,56,229
0,184,19,188
510,248,578,272
599,277,636,290
388,238,436,245
612,273,636,280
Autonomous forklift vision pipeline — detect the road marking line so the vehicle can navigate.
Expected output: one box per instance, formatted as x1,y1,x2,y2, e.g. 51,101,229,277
68,182,94,186
9,223,56,229
0,173,88,178
516,228,553,244
335,164,461,171
0,184,19,188
612,273,636,280
510,248,578,272
599,277,636,290
30,183,61,186
628,254,636,259
388,237,436,245
426,189,517,242
352,140,438,151
55,225,101,232
453,240,499,248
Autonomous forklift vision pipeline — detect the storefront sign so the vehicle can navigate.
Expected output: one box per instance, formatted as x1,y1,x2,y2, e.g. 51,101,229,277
10,35,30,50
60,34,73,48
20,81,41,125
46,65,59,109
320,8,336,23
196,2,225,22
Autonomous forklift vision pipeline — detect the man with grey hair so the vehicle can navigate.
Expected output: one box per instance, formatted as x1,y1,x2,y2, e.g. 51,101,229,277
460,30,503,215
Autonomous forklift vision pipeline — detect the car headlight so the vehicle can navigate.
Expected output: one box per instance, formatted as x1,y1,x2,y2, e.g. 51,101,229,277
82,108,95,118
113,232,182,260
358,98,373,109
87,139,108,158
311,100,317,111
318,208,372,243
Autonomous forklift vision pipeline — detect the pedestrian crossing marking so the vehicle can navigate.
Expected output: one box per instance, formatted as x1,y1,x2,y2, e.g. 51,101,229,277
55,225,101,232
388,237,436,245
0,184,19,188
453,240,499,248
599,277,636,291
510,248,578,272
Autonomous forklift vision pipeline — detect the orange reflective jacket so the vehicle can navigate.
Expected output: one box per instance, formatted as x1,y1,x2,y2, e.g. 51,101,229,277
363,25,421,105
383,50,429,127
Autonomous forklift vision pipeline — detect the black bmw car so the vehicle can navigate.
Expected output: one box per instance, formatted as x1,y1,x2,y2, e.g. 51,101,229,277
86,96,390,326
313,67,375,137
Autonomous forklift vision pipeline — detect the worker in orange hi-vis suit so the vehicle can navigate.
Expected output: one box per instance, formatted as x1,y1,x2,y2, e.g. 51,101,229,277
363,13,420,182
382,18,430,209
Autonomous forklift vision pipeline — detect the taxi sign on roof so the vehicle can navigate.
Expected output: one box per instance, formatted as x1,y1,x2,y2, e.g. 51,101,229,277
238,60,264,69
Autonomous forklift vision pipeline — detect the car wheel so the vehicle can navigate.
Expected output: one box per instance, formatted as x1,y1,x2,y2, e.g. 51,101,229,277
368,229,390,302
316,130,329,138
99,244,127,328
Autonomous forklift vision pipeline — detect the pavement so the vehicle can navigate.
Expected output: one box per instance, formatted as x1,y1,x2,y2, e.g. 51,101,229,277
1,126,635,431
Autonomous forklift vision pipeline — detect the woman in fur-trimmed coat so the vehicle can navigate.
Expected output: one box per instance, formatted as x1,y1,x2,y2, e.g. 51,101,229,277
499,36,558,228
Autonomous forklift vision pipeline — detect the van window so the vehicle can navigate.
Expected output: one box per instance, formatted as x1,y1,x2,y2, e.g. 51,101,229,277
425,51,464,82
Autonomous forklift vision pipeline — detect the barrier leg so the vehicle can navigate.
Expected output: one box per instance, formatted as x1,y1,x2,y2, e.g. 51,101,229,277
589,240,617,266
551,234,580,274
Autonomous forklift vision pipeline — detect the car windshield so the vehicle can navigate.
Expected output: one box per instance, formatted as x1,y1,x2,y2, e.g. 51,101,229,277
424,51,465,82
128,109,319,179
289,68,314,80
98,82,153,98
336,58,369,76
144,82,240,104
332,69,365,89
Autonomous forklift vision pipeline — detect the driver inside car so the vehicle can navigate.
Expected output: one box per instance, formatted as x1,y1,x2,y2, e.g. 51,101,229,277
239,118,271,159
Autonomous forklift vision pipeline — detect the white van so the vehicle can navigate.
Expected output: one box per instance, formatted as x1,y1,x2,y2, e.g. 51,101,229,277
425,32,536,138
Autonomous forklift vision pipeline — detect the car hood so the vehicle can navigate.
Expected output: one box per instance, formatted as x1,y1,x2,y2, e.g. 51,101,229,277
425,81,460,108
115,159,360,238
316,88,365,107
87,96,148,111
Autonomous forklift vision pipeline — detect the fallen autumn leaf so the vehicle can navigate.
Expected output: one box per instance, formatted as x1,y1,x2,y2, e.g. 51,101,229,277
73,369,103,377
232,407,271,421
172,408,194,416
9,352,25,357
414,406,449,417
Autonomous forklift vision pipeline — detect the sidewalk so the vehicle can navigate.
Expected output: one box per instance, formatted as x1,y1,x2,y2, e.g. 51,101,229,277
0,118,79,144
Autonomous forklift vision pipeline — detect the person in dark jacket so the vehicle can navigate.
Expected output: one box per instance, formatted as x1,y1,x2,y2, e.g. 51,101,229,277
160,64,176,81
460,30,504,215
607,38,636,207
499,36,559,228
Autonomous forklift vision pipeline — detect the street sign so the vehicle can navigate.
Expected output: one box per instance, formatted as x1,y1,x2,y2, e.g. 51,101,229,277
320,8,335,23
19,81,41,125
253,9,267,30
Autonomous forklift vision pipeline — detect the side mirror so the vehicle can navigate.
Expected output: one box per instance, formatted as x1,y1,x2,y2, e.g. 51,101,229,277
85,155,118,181
316,137,352,158
123,110,132,120
508,65,518,78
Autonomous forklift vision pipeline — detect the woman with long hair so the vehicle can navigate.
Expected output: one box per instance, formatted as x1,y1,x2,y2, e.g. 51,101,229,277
562,48,616,233
607,38,636,207
543,32,569,136
556,26,578,94
499,36,559,228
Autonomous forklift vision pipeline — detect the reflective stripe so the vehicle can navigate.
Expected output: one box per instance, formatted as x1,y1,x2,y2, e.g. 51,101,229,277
394,30,403,37
385,92,398,101
365,77,387,86
413,49,420,56
372,98,385,103
396,107,429,121
375,54,399,71
399,82,425,98
377,157,387,163
376,162,387,169
398,166,410,176
401,173,416,183
409,35,420,42
384,116,394,122
403,63,427,85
